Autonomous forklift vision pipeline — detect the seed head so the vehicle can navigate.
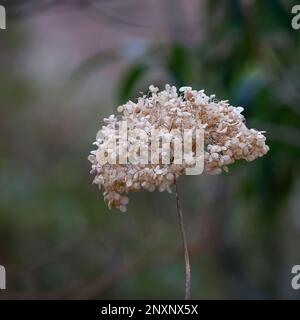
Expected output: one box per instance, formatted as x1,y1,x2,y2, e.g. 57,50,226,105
88,85,269,211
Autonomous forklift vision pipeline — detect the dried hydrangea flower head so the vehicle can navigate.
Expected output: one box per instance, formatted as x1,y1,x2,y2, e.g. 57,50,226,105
88,85,269,211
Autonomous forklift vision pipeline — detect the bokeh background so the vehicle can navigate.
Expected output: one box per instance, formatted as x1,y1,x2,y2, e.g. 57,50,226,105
0,0,300,299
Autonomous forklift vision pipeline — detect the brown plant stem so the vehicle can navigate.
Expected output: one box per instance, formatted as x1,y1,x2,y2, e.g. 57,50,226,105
174,177,191,300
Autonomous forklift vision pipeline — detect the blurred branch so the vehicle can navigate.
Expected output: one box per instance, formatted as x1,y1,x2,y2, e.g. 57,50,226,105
2,0,92,16
3,238,205,300
4,0,201,32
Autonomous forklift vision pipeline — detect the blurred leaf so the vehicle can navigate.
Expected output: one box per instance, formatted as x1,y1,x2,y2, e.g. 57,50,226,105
166,43,193,86
118,62,149,103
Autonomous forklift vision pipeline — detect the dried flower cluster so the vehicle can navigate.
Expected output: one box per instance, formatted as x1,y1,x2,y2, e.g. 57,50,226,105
88,85,269,211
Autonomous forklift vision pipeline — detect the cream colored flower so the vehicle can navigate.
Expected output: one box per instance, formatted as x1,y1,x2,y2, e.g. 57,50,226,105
88,85,269,211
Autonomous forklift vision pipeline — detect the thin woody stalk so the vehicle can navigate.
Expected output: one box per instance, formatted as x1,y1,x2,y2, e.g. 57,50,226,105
174,177,191,300
89,84,269,299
